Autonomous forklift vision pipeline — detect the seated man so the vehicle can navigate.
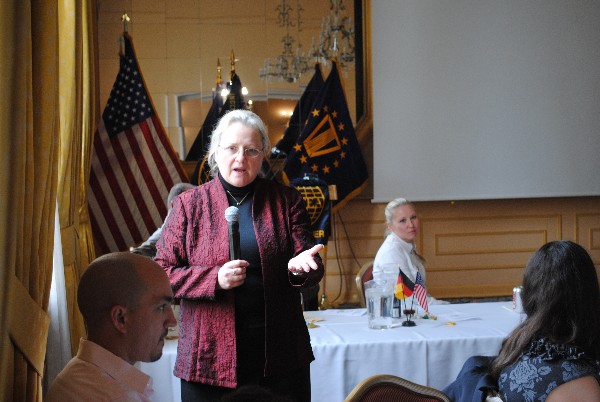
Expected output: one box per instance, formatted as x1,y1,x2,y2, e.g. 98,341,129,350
131,182,196,258
45,252,177,401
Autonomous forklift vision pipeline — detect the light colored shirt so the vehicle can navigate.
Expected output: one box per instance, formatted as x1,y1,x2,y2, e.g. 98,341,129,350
373,232,447,305
45,338,154,402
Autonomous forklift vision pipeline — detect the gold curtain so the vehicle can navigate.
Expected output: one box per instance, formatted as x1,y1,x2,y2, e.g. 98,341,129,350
0,1,59,401
56,0,98,357
0,0,97,400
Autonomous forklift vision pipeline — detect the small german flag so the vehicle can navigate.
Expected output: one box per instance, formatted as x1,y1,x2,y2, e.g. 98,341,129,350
395,270,415,300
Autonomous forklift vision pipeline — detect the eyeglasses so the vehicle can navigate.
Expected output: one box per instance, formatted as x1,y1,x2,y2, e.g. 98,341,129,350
219,146,263,158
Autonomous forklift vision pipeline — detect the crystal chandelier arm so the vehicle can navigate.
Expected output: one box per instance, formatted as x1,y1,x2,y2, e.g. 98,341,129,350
260,0,355,82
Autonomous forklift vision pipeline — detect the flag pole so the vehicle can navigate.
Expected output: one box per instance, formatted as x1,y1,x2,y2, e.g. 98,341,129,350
319,185,337,310
120,13,130,55
121,13,130,33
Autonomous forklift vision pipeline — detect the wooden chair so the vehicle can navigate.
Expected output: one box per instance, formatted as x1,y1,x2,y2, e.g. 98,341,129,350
344,374,451,402
355,261,374,308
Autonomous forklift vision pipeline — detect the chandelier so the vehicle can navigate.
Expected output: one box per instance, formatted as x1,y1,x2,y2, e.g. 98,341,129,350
308,0,355,69
260,0,355,83
259,0,310,83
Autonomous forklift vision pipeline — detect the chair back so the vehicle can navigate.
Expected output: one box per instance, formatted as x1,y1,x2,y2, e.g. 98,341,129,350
344,374,451,402
355,261,374,308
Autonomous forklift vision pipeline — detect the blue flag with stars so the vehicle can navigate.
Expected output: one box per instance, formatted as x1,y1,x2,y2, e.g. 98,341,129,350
283,60,368,211
272,63,325,157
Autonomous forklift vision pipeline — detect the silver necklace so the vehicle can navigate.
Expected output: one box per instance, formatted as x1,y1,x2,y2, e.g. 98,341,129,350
226,190,250,206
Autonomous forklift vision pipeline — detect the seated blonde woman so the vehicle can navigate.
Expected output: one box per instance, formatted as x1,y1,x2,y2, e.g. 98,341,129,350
373,197,447,310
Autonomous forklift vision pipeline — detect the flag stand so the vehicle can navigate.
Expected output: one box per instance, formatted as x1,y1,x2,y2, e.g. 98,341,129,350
402,290,417,326
318,245,331,310
319,185,337,310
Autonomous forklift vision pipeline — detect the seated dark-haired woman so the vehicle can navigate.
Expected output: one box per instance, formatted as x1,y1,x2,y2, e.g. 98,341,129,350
445,240,600,402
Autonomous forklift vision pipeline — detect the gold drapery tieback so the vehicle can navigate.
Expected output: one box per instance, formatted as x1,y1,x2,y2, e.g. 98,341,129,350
7,275,50,375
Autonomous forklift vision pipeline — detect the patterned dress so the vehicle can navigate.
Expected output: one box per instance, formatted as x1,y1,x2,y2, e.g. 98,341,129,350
498,338,600,401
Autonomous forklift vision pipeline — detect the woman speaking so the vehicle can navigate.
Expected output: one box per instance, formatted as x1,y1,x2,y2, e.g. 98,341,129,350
155,110,324,402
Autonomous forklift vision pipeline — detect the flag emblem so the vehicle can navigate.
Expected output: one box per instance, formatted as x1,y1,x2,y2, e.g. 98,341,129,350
295,186,326,225
303,115,342,158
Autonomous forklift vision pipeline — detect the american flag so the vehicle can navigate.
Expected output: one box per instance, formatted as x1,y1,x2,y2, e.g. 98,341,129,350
414,272,429,313
88,33,188,255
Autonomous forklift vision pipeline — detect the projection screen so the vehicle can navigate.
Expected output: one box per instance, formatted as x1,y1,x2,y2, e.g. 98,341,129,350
371,0,600,202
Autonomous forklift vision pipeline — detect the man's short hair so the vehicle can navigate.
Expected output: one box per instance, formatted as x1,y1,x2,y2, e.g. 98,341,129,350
77,252,147,332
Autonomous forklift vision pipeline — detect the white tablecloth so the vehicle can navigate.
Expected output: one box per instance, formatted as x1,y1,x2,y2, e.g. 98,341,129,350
138,302,522,402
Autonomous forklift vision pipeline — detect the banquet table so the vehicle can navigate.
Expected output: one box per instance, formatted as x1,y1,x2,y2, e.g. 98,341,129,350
138,301,522,402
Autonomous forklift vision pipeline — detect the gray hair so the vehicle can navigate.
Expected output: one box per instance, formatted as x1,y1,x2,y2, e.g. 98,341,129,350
206,109,271,177
384,197,412,236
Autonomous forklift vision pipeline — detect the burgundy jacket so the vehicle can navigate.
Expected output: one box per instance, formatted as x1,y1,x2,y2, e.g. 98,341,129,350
154,177,324,388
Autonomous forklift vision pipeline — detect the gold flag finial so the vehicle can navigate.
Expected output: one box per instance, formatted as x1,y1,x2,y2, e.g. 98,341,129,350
121,13,130,33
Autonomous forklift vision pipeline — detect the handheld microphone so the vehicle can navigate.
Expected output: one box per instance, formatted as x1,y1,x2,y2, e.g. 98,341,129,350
224,206,241,260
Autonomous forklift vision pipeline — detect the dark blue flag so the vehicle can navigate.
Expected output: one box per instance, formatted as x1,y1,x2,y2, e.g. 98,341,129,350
188,87,224,185
283,60,368,211
185,89,223,162
222,71,246,112
272,64,325,158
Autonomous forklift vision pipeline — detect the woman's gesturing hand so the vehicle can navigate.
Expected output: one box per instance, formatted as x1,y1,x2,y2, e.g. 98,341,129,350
288,244,324,276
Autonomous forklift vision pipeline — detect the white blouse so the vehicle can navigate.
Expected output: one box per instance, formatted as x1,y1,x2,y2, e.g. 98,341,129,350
373,232,447,305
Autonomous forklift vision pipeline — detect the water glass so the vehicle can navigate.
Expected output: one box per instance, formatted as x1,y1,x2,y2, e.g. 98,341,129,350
366,287,394,329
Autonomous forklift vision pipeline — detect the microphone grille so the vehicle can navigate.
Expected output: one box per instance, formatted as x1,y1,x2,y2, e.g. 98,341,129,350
224,206,240,223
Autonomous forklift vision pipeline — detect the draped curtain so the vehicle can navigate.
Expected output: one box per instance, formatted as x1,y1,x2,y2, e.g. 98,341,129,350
0,0,97,400
56,0,98,357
